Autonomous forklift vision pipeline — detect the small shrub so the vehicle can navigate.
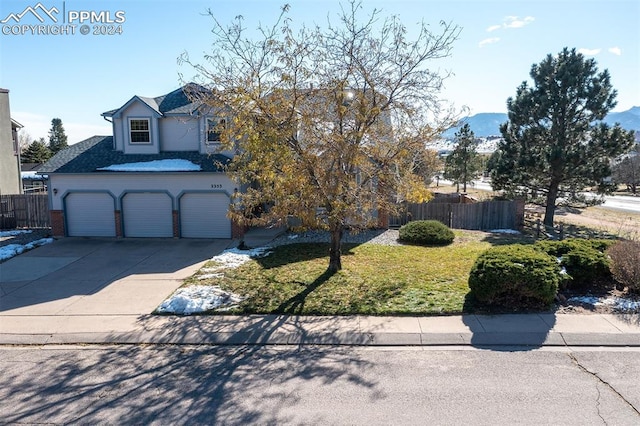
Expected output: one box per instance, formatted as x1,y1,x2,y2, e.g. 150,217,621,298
607,240,640,293
534,239,613,290
398,220,454,246
468,245,560,310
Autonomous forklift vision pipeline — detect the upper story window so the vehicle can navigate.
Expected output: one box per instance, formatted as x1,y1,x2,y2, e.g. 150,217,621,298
129,118,151,144
207,118,226,144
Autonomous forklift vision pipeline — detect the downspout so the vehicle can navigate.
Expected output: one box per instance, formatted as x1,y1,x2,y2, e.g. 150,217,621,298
103,115,115,149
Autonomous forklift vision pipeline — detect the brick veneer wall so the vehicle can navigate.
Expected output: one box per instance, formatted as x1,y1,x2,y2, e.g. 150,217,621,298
232,220,247,239
50,210,65,237
114,210,123,237
172,210,179,238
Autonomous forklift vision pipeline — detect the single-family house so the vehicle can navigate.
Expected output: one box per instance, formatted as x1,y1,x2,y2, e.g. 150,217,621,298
0,88,23,195
40,84,242,238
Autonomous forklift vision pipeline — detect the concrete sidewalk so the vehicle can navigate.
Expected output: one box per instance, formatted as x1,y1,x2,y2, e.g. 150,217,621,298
2,236,639,348
1,312,639,347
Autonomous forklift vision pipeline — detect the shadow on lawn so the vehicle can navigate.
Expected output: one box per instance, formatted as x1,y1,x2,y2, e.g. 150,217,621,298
274,269,336,314
253,242,357,269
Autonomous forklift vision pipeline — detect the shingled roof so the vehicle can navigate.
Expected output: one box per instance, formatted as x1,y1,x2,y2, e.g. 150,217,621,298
39,136,230,174
102,83,210,118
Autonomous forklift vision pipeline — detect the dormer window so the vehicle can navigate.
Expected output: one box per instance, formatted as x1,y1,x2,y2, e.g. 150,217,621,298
207,118,226,144
129,118,151,144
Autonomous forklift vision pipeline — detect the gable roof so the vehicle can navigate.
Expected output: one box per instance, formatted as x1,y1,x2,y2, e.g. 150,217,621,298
102,83,210,118
39,136,230,174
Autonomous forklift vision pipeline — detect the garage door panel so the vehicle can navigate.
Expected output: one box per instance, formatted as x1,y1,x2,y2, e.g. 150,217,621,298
123,193,173,238
180,193,230,238
66,193,116,237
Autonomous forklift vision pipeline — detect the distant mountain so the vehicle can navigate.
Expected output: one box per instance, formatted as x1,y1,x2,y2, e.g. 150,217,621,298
442,106,640,138
603,106,640,131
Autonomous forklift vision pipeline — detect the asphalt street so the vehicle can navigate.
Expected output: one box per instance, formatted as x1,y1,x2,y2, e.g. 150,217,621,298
1,345,639,425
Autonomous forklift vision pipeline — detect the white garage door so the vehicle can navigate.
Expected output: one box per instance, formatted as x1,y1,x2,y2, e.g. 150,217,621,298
66,193,116,237
180,193,231,238
123,193,173,237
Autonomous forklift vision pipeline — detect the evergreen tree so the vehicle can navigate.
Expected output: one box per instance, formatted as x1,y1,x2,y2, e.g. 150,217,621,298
48,118,68,154
443,123,480,192
21,138,52,163
492,48,635,226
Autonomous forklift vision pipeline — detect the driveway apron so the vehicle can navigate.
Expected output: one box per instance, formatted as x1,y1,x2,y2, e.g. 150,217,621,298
0,238,230,316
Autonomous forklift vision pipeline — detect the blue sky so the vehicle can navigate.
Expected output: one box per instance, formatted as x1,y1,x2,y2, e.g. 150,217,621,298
1,0,638,144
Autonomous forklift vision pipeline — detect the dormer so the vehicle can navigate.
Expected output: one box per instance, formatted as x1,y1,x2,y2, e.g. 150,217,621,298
102,84,208,155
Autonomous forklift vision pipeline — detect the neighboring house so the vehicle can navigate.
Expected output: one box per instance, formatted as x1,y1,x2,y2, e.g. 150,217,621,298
21,163,48,193
39,84,240,238
0,88,23,195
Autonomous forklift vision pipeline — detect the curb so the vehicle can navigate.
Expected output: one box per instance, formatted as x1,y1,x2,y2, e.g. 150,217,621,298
2,332,640,347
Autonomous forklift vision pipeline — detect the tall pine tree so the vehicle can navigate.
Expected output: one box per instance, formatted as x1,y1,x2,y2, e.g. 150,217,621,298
48,118,68,154
492,48,635,226
443,123,480,192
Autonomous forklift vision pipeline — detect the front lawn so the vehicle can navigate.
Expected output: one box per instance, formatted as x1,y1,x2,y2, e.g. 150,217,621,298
185,231,524,315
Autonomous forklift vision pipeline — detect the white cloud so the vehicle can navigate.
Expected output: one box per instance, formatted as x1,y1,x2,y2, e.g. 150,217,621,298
578,48,601,56
486,24,501,32
503,16,535,29
608,46,622,56
479,37,500,47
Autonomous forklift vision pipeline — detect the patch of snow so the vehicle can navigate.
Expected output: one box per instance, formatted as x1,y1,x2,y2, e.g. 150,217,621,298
0,238,54,261
207,246,271,270
197,273,224,280
156,285,243,315
489,229,521,234
157,246,271,314
97,159,201,172
21,171,48,180
567,296,640,313
0,230,33,237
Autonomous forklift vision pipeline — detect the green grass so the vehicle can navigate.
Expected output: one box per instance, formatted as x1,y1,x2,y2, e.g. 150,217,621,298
186,230,528,315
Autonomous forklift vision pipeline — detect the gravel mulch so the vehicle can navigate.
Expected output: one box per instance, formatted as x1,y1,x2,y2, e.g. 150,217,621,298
266,229,404,248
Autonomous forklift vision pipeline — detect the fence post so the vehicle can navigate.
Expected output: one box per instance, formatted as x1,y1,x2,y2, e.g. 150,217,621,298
536,219,541,238
559,223,564,241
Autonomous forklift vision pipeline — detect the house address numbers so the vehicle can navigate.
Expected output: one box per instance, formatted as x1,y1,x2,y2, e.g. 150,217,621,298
211,184,223,189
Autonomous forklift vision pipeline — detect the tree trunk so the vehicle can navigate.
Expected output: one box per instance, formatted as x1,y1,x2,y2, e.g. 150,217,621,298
543,181,560,228
328,225,343,273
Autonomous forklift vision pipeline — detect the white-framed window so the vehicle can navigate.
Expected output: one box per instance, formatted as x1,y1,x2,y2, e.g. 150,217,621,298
207,118,226,144
129,118,151,144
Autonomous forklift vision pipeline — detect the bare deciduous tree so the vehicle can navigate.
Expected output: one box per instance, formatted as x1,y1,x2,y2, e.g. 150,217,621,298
181,1,460,272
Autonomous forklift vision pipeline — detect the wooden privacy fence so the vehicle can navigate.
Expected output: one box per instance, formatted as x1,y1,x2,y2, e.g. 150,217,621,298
0,194,50,229
390,199,524,231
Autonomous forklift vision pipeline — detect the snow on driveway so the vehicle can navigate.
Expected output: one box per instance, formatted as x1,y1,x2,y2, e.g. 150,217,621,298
0,230,54,261
157,246,271,315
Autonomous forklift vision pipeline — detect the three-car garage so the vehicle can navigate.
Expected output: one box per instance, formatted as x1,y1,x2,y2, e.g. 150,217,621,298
62,190,232,239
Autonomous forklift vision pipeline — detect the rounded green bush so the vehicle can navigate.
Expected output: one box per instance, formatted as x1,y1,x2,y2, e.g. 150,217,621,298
468,245,560,310
534,239,613,289
398,220,454,246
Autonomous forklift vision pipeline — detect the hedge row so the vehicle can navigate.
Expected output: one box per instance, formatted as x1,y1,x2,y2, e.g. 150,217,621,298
468,239,616,310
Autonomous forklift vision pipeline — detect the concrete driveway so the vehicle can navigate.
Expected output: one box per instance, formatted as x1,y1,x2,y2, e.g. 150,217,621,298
0,238,231,318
